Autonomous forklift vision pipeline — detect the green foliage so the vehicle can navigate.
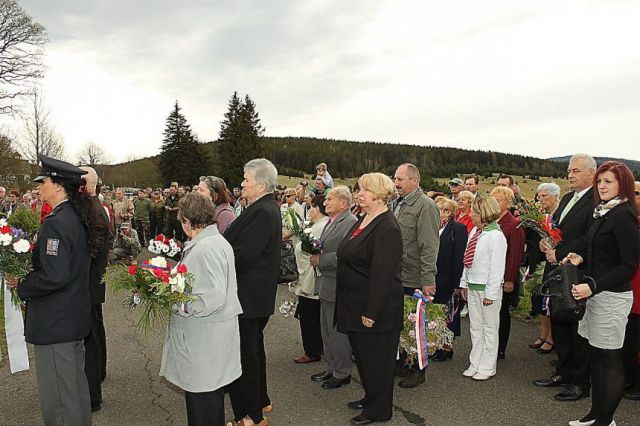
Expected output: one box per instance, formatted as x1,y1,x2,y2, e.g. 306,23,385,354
217,92,265,187
6,206,40,235
158,101,210,187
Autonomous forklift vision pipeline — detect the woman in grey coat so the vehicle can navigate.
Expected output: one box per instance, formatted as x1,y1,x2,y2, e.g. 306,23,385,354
160,193,243,426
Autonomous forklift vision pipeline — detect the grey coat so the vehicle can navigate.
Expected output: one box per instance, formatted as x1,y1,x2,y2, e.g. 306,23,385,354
316,209,358,302
394,188,440,288
160,225,243,393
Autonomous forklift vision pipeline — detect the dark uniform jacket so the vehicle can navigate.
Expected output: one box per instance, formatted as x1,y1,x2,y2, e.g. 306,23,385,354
223,193,282,318
17,200,91,345
335,210,404,333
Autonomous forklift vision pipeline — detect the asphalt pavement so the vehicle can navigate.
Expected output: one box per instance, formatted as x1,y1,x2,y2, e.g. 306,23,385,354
2,285,638,425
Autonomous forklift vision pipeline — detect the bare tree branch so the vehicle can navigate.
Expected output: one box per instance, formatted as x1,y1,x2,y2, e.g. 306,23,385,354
0,0,48,114
18,88,64,165
77,141,111,167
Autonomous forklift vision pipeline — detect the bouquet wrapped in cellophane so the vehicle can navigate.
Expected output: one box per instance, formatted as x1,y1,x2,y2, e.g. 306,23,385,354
103,256,197,333
516,198,563,245
283,208,323,254
0,209,41,307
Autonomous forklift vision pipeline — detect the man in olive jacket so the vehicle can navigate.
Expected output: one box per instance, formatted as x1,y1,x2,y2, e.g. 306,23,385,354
393,163,440,388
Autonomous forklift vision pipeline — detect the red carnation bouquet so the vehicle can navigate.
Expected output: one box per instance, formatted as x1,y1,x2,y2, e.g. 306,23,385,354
516,198,563,245
103,255,196,332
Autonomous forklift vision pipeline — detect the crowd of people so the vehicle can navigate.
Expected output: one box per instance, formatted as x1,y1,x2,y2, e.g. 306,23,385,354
2,154,639,426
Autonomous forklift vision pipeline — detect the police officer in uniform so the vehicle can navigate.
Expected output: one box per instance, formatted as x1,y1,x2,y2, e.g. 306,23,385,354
5,155,100,425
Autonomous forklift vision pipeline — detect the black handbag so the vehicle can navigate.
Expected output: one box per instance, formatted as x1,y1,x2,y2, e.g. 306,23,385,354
541,264,591,322
278,240,299,284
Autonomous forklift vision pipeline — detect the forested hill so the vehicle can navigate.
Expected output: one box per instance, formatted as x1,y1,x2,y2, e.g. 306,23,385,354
258,137,566,178
548,156,640,173
105,137,568,188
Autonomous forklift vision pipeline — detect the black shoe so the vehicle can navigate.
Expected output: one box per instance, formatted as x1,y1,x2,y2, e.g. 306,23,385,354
311,371,333,382
497,351,505,360
395,363,409,377
350,415,374,425
398,370,425,388
432,349,454,362
322,375,351,389
537,342,554,354
624,386,640,400
347,400,366,410
533,375,569,387
554,385,590,401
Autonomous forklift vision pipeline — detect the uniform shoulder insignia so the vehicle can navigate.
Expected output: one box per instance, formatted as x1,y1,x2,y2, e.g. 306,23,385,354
46,238,60,256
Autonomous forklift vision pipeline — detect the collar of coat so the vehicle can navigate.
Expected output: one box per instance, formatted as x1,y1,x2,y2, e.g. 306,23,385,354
183,224,220,252
401,187,424,206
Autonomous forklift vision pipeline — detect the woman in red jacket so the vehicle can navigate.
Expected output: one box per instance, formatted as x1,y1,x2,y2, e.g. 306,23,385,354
622,181,640,400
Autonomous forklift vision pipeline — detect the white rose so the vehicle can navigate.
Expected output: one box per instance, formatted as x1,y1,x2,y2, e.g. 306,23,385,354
0,218,7,226
175,274,186,292
0,234,12,246
12,239,31,253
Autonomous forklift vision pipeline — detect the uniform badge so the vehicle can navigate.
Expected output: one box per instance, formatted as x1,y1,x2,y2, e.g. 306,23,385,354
46,238,60,256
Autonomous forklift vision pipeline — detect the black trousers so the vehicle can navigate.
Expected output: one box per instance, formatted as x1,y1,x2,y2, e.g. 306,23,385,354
552,318,591,388
185,388,224,426
498,291,515,354
623,313,640,387
84,304,107,406
228,317,270,423
349,330,400,422
149,217,163,239
295,297,323,359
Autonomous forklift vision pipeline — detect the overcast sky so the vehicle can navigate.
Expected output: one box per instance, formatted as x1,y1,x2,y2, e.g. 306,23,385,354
4,0,640,163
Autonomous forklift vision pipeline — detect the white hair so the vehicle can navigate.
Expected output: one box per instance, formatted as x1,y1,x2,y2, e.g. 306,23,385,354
569,153,597,172
244,158,278,192
329,185,352,206
537,182,561,198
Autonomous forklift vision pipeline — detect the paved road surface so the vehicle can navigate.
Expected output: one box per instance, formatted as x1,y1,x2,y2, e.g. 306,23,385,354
2,286,638,425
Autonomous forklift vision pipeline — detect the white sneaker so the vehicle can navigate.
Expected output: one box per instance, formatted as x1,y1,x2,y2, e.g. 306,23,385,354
472,372,491,381
460,305,468,317
568,420,595,426
462,368,476,377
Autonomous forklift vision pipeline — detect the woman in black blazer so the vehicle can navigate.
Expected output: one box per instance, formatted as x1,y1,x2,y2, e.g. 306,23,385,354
564,161,639,426
433,197,468,361
336,173,403,426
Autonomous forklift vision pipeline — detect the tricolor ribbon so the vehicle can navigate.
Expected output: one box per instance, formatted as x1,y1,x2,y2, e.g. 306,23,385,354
410,290,433,370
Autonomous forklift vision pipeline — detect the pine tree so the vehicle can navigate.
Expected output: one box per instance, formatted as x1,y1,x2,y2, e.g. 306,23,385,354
217,92,265,187
158,101,208,186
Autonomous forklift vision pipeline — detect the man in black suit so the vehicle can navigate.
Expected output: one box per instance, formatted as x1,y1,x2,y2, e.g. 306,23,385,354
533,154,597,401
80,167,113,413
224,159,282,426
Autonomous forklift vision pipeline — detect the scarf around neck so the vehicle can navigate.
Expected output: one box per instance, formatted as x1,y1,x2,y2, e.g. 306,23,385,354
593,197,627,219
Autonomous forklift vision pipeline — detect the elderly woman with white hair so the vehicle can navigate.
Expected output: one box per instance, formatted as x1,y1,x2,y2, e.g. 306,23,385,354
223,159,282,426
528,182,562,355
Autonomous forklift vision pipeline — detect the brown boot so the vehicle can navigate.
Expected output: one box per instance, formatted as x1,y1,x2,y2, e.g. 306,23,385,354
398,369,425,388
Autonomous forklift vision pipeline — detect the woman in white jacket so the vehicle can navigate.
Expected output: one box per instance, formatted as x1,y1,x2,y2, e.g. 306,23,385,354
459,196,507,381
160,193,243,426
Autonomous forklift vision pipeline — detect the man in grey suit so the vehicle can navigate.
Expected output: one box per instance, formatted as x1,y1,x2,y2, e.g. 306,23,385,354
310,186,358,390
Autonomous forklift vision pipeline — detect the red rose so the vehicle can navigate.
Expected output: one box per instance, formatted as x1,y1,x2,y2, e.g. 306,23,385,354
128,265,137,275
0,226,10,234
154,234,164,242
29,243,35,251
177,264,187,274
